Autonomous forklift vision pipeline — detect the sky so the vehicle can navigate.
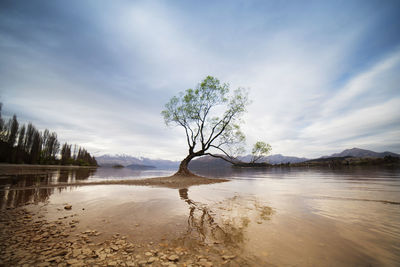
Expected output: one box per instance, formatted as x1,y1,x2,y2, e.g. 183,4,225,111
1,0,400,160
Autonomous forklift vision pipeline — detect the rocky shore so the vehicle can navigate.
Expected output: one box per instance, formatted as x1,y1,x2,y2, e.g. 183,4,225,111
0,204,248,267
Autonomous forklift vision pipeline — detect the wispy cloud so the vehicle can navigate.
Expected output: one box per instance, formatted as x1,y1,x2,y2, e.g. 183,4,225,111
1,0,399,159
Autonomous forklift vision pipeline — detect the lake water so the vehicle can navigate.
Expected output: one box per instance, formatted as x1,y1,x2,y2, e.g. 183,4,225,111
1,166,399,266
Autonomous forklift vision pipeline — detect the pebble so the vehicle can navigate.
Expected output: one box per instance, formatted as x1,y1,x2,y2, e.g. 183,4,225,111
168,254,179,261
147,256,157,263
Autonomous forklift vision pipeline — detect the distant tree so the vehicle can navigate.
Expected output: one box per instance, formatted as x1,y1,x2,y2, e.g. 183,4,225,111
41,129,50,153
0,103,7,142
41,129,59,163
24,123,35,153
0,103,4,136
61,143,72,165
6,115,19,147
162,76,249,176
30,130,42,164
72,144,77,160
250,141,272,163
48,132,60,159
17,125,26,149
77,147,82,160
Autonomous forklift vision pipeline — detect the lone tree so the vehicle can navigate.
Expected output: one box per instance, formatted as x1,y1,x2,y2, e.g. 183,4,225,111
162,76,249,176
250,141,272,163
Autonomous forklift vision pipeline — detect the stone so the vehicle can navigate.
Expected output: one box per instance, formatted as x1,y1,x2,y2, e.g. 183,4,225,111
138,260,147,266
66,259,79,265
98,252,107,260
36,262,50,267
115,240,125,245
168,254,179,261
72,249,82,257
147,256,157,263
222,255,236,260
64,205,72,210
198,262,213,267
82,248,92,255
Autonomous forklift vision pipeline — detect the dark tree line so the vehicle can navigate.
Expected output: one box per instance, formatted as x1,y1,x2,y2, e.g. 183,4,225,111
60,143,97,166
0,103,97,166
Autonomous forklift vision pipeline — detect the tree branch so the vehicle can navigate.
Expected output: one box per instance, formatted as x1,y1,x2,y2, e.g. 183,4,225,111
205,112,235,150
205,153,240,165
177,120,192,149
200,105,211,149
209,144,240,162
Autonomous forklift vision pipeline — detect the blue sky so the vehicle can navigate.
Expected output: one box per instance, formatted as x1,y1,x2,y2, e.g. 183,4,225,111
1,0,400,159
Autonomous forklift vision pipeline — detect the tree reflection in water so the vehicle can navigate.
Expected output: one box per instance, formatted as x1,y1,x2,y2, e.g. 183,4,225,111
0,168,96,209
178,188,273,251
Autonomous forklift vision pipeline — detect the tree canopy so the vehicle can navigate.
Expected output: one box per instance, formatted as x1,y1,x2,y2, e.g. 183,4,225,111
162,76,249,175
251,141,272,163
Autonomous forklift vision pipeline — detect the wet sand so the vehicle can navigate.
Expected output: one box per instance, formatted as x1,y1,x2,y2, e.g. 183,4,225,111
0,184,271,267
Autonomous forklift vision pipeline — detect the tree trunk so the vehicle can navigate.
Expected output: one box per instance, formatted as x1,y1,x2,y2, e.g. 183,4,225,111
175,153,198,176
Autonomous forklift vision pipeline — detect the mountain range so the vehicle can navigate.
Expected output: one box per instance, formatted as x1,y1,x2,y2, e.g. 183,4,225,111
96,154,179,169
322,147,399,158
188,154,309,170
96,148,399,169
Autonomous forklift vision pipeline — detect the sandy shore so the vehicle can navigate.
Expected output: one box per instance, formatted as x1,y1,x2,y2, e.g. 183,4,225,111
1,175,229,190
94,175,230,189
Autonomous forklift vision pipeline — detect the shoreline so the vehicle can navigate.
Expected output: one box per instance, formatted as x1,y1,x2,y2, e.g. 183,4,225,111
1,175,229,190
0,164,229,189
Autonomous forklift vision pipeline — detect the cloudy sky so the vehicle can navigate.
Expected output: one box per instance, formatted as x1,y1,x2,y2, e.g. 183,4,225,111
1,0,400,160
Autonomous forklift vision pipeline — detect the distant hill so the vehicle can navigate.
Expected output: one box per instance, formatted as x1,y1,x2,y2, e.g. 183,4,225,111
96,154,179,169
322,148,400,158
126,164,156,170
238,154,308,164
97,148,399,171
189,153,308,171
189,155,230,171
291,148,400,167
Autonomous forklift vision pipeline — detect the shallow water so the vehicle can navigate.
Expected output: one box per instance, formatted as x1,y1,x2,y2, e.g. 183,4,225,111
1,166,399,266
